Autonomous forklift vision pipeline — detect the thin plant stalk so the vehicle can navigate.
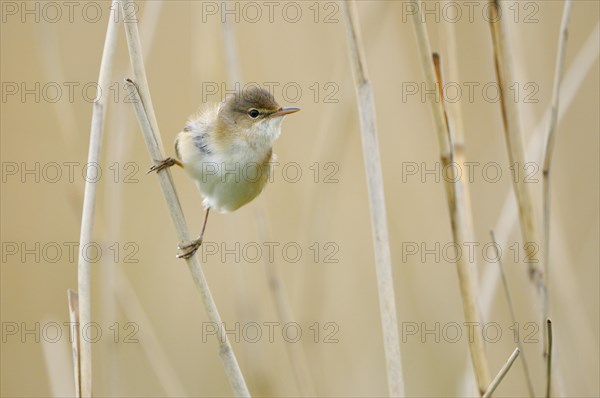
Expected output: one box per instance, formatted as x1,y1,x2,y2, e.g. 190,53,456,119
487,0,545,299
546,319,554,397
76,3,119,395
120,7,250,389
542,0,573,354
67,289,81,397
341,1,405,396
439,1,477,248
490,231,535,397
482,348,521,398
221,19,242,85
410,5,490,394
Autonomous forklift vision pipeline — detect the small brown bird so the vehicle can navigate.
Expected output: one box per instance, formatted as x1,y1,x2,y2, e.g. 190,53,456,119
150,87,299,259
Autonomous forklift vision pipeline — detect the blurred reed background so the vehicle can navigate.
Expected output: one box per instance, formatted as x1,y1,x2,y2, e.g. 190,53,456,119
1,0,598,396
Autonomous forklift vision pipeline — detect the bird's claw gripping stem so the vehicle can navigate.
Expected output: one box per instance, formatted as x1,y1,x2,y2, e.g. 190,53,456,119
176,238,203,259
147,157,182,174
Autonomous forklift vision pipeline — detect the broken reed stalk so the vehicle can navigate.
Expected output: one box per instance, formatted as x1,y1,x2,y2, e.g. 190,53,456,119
542,0,573,352
120,2,249,395
482,348,521,398
490,231,535,397
487,0,545,302
546,319,553,397
410,5,491,394
76,2,119,395
67,289,81,397
340,1,405,396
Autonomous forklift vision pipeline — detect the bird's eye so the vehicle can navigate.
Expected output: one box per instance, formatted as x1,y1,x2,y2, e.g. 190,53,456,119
248,109,260,119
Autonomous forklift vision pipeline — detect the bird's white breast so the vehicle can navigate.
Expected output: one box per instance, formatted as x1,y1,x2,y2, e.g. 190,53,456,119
176,112,281,213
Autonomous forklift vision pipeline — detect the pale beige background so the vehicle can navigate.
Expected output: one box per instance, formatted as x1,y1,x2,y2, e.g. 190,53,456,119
1,1,598,397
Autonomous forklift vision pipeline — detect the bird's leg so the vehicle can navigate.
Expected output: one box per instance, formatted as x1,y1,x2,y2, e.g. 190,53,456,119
147,157,183,174
177,207,210,259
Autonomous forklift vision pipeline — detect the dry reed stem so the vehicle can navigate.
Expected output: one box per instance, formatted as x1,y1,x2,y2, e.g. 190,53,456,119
341,1,405,396
410,4,490,394
487,0,545,298
490,231,535,397
546,319,554,397
483,348,521,398
67,289,81,397
542,0,573,353
120,4,250,391
439,2,477,245
76,3,119,395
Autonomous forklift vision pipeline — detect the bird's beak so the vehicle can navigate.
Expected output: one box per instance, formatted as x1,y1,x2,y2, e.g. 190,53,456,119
269,107,300,118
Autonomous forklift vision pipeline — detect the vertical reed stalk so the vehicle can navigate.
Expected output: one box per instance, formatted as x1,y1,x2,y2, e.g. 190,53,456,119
542,0,573,353
67,289,81,397
76,2,119,395
341,1,405,395
487,0,545,300
410,3,490,394
546,319,554,397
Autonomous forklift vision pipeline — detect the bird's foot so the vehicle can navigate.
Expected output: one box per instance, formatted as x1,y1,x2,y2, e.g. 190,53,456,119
147,157,182,174
176,238,203,259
